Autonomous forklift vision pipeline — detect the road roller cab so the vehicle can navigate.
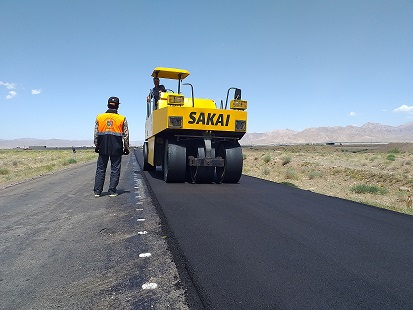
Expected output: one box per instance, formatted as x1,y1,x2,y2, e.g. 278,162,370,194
144,67,247,183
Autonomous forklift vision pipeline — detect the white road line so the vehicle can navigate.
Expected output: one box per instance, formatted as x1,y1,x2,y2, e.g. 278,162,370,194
132,154,164,293
142,283,158,290
139,253,152,258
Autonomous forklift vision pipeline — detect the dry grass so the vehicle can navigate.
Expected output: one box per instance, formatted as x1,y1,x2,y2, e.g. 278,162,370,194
0,148,97,188
242,143,413,216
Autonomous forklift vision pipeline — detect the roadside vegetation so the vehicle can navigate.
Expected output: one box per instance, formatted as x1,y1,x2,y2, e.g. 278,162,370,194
0,148,96,188
242,143,413,216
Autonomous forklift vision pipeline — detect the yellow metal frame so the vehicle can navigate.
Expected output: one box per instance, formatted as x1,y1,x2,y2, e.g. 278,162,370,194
157,93,217,110
151,67,190,80
145,106,247,139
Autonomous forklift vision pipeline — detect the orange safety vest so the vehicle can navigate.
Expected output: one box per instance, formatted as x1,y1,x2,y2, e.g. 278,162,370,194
96,112,125,135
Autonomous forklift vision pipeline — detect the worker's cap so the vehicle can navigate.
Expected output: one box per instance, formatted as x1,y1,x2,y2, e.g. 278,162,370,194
108,96,120,106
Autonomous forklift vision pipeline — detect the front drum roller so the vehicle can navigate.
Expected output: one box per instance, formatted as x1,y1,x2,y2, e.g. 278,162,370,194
163,139,186,183
216,141,243,183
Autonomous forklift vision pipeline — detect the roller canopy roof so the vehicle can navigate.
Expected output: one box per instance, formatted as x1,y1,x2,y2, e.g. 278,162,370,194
151,67,190,80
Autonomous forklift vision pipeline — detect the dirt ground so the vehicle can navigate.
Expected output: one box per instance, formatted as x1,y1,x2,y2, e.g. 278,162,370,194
242,143,413,215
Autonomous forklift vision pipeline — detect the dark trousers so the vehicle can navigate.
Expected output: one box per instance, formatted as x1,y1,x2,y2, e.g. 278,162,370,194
94,154,122,194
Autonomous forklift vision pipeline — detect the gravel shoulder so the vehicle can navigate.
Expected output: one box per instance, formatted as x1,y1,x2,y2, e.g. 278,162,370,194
0,153,188,309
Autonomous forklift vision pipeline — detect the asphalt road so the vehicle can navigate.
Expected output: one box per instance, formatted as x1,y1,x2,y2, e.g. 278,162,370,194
0,153,188,310
3,149,413,310
136,150,413,309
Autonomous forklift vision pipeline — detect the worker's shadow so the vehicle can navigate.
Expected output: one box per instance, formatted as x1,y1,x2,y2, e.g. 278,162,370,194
117,189,131,195
99,190,131,197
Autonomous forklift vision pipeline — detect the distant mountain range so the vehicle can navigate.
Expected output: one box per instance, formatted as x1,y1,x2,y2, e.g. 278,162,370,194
1,122,412,149
240,122,413,145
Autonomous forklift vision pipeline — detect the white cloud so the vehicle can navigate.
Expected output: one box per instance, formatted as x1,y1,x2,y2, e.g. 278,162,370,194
394,105,413,113
0,81,16,89
31,89,41,95
348,111,357,116
6,90,17,99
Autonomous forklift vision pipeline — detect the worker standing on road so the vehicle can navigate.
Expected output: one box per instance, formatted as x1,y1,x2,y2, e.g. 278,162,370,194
93,96,130,197
147,77,166,109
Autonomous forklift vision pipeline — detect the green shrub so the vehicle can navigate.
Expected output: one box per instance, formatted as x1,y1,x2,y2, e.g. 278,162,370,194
0,168,9,175
369,156,378,162
351,184,387,195
281,181,298,188
281,156,291,166
63,158,77,166
308,170,323,179
262,167,270,175
262,154,271,164
285,168,298,180
386,154,396,161
44,164,55,172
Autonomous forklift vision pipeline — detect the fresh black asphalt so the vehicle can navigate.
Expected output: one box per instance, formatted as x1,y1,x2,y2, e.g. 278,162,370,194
136,150,413,309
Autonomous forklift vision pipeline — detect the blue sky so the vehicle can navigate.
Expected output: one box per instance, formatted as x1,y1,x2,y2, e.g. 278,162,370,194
1,0,412,142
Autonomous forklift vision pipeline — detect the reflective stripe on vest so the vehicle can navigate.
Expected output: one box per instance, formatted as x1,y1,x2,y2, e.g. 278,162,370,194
96,113,125,136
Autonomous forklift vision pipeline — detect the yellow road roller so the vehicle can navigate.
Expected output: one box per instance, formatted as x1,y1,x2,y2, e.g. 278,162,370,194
143,67,247,183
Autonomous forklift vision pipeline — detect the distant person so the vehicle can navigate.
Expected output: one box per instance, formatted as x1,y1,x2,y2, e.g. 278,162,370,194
147,77,166,108
93,96,130,197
